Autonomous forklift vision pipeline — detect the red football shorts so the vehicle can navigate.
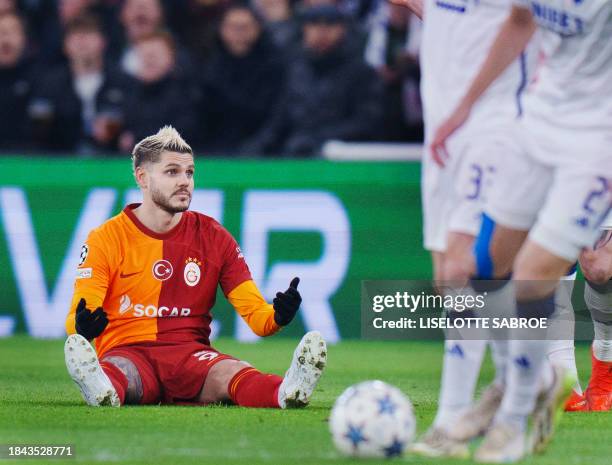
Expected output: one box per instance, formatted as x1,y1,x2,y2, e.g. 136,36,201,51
100,341,237,404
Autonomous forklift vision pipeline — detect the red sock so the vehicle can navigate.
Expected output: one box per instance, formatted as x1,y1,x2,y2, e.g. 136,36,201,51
228,367,283,408
100,361,127,405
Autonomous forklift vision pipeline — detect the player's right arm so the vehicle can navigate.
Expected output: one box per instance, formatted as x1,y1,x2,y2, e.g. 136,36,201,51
65,232,112,339
430,4,536,166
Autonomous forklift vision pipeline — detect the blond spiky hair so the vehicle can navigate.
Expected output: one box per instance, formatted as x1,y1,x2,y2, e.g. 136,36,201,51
131,126,193,169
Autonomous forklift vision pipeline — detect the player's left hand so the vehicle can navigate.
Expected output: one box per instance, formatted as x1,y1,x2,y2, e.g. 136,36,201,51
430,102,471,168
273,277,302,326
75,298,109,341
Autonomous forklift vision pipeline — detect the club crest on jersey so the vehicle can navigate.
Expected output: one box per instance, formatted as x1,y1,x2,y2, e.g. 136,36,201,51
184,257,202,287
152,259,173,281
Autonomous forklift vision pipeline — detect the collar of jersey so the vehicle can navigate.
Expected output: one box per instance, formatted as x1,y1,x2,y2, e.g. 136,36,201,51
123,203,187,240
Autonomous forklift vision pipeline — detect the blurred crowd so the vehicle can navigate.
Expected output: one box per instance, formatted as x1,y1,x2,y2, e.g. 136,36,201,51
0,0,423,157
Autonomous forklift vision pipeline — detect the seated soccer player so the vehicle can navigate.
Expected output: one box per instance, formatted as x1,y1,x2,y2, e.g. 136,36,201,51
64,125,327,408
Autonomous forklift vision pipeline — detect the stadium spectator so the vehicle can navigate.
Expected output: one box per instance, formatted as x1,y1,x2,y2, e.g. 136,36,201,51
242,4,382,156
164,0,230,62
365,2,422,141
0,12,35,151
118,31,198,152
252,0,300,52
36,0,98,67
118,0,163,75
118,0,194,81
199,5,285,153
30,15,129,154
299,0,368,54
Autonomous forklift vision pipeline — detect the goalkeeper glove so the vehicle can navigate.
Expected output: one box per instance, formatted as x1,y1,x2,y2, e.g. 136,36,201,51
75,298,108,340
273,277,302,327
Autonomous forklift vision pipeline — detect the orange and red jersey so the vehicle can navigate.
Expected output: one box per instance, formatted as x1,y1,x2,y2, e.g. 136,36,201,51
66,204,279,357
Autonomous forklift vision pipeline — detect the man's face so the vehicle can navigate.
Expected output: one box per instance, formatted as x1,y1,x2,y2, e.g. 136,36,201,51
136,38,174,83
303,22,345,55
141,151,195,214
220,9,261,57
121,0,163,41
0,15,25,67
64,30,105,64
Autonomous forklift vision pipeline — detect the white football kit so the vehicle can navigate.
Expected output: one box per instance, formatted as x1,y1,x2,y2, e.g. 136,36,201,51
486,0,612,260
420,0,538,251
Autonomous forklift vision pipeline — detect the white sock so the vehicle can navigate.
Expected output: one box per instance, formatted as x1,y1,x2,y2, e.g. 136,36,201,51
433,338,487,430
479,281,515,387
548,276,581,392
593,322,612,362
498,339,552,431
495,287,554,431
490,339,509,387
585,282,612,362
548,339,581,393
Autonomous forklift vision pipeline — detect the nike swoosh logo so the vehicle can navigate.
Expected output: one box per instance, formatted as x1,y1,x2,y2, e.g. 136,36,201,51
120,271,141,278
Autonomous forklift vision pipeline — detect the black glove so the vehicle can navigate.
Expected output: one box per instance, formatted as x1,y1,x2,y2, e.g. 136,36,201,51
273,277,302,326
75,298,108,340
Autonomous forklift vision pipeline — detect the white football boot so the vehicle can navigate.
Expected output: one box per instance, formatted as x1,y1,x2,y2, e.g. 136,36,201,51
410,427,469,459
530,365,574,454
64,334,120,407
474,422,527,463
449,383,504,442
278,331,327,408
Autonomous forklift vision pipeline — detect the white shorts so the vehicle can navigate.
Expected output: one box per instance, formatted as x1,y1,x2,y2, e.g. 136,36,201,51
486,118,612,261
422,127,510,252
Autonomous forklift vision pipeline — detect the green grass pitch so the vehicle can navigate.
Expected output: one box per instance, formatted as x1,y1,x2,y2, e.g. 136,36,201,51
0,336,609,465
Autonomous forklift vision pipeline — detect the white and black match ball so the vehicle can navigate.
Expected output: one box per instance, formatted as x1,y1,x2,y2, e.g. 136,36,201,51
329,380,416,458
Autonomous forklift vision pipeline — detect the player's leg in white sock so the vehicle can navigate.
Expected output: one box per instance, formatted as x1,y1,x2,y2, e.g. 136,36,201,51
433,232,487,430
547,270,581,393
471,215,526,390
449,279,518,443
547,339,580,391
498,337,553,431
492,288,556,431
448,220,526,444
471,279,515,388
581,230,612,362
434,337,487,429
497,239,575,431
490,339,509,387
585,280,612,362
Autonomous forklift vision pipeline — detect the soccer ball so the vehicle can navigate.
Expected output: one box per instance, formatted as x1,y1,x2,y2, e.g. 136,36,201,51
329,380,416,458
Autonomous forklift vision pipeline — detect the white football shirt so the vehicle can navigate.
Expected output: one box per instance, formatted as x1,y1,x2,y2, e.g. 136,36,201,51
515,0,612,136
420,0,538,137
